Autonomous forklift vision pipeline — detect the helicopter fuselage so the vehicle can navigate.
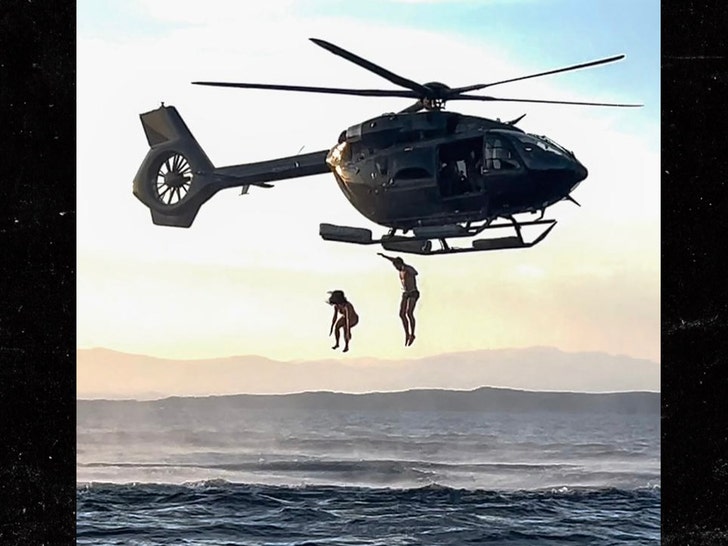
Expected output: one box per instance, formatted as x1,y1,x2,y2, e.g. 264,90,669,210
326,110,587,230
134,37,636,253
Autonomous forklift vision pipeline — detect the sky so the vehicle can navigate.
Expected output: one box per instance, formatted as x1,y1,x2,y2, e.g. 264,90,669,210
77,0,660,365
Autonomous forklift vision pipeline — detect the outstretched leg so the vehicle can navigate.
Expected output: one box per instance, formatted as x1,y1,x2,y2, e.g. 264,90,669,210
332,318,344,350
343,324,351,352
399,297,411,346
405,295,419,346
343,318,358,353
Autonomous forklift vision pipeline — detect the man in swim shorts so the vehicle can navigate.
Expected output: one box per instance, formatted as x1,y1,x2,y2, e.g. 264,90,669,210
377,253,420,346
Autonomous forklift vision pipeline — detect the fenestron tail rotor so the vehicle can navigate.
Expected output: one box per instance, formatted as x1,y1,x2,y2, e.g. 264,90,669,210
192,39,642,111
154,151,193,206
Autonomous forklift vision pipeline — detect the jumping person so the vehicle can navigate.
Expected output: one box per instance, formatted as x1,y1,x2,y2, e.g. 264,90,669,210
377,253,420,346
327,290,359,353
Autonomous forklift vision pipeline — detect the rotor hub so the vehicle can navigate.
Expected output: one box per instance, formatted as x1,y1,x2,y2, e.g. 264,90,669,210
422,82,452,110
153,152,194,206
164,171,189,188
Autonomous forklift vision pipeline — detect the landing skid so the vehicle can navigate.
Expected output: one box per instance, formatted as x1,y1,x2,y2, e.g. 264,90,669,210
319,217,557,255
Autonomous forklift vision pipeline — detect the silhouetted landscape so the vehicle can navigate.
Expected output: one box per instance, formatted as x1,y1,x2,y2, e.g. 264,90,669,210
77,386,659,416
77,347,660,399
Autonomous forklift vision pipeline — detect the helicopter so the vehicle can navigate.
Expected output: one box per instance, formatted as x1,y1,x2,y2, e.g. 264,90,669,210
132,38,640,255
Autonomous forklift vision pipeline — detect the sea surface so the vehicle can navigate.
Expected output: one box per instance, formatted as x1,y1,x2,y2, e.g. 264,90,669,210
77,394,660,545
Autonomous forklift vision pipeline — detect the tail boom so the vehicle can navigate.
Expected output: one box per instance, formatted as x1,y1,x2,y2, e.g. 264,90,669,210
133,105,331,227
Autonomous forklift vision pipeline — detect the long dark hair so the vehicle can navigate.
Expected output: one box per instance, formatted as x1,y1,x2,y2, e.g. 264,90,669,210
327,290,348,305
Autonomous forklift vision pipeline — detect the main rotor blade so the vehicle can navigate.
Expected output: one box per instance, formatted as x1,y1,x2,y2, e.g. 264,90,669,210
398,100,425,114
451,55,627,92
192,81,419,98
448,94,642,107
309,38,431,96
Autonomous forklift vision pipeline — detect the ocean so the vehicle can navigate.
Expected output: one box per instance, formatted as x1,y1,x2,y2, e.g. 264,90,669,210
77,389,660,544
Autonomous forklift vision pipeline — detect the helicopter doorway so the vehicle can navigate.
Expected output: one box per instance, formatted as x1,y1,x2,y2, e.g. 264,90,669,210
436,137,484,198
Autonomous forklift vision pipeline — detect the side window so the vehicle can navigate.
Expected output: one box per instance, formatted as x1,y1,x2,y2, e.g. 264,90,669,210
394,167,430,181
436,137,484,197
484,135,522,171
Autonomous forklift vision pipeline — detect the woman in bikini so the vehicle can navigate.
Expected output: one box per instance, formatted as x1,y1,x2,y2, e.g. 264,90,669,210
327,290,359,353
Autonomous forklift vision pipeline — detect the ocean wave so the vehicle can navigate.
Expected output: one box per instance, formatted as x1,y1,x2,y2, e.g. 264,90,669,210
77,479,661,497
77,455,659,493
78,458,580,472
77,481,660,545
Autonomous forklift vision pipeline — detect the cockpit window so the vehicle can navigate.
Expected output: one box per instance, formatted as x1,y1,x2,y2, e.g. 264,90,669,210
517,133,572,157
484,135,522,171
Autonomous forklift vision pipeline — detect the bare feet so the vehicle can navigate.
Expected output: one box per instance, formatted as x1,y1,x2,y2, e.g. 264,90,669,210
331,344,339,350
406,334,416,346
343,346,349,353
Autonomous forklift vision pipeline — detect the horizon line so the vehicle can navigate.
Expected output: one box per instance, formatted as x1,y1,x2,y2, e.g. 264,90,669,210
77,345,661,364
77,384,662,403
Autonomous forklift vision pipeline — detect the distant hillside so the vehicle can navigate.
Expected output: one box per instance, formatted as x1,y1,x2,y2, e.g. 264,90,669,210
77,347,660,399
77,387,659,416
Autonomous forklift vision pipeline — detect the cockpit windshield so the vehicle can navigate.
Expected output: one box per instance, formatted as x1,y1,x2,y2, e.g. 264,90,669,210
518,133,573,158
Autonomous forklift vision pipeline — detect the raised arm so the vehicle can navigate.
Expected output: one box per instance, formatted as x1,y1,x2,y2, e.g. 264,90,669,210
377,252,399,265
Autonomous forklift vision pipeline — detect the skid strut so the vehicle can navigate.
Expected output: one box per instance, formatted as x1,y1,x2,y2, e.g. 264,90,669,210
319,217,558,255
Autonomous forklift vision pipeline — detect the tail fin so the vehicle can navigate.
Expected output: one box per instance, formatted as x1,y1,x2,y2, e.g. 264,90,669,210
132,105,218,227
133,104,331,227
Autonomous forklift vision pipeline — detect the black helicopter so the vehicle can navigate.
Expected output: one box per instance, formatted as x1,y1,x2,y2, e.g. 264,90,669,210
133,38,640,255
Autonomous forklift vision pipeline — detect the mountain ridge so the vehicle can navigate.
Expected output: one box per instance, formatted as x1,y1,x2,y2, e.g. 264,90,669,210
78,346,660,399
77,386,659,414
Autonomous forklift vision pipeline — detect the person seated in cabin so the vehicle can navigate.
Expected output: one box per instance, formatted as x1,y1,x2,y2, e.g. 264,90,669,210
454,164,472,194
438,161,461,197
473,157,486,191
327,290,359,353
